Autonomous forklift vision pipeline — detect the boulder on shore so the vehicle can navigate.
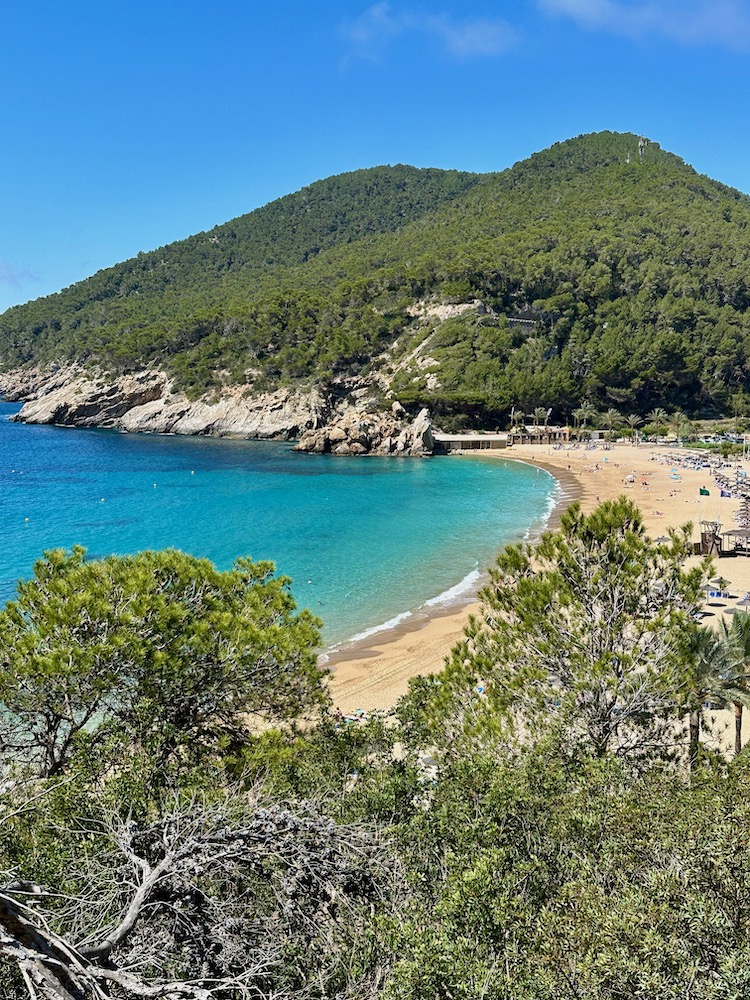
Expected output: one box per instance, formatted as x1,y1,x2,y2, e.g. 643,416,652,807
293,406,434,457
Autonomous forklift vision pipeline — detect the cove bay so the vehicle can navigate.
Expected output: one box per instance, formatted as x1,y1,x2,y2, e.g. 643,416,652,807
0,401,557,647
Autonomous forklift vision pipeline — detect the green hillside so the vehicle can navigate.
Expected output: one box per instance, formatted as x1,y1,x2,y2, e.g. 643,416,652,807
3,131,750,421
0,165,481,387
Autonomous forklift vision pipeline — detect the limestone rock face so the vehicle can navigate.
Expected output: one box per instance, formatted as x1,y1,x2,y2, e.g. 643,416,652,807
407,407,435,453
10,369,168,427
1,366,331,440
0,365,434,456
0,366,70,402
293,406,434,457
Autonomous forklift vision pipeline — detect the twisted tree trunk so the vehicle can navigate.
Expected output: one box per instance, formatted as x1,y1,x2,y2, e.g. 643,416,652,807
0,892,88,1000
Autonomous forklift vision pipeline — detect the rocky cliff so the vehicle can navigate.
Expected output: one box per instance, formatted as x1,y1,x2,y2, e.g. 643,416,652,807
1,366,330,438
0,366,435,456
293,401,434,456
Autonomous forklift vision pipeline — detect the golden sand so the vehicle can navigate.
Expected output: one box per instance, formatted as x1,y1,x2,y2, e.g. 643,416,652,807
327,442,750,726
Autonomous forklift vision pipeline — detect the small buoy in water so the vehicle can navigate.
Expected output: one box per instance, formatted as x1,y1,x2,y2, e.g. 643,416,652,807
101,498,105,503
191,470,194,475
153,483,157,488
24,517,29,522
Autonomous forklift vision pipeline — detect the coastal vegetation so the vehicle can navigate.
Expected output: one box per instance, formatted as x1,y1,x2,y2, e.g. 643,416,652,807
4,500,750,998
4,132,750,426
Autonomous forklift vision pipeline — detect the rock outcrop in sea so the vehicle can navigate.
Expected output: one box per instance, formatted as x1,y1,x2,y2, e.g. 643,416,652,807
293,401,434,456
0,365,435,456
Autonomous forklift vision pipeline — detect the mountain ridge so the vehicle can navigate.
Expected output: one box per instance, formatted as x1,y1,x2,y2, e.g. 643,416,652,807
3,130,750,433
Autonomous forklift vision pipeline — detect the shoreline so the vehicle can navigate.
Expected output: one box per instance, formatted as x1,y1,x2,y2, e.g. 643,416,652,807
324,459,581,660
327,442,750,714
326,454,584,712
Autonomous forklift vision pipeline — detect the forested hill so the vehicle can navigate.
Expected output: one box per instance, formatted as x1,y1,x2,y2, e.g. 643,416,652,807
3,130,750,421
0,164,481,379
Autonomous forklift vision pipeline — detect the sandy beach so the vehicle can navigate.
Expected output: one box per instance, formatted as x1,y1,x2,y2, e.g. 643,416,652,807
328,442,750,719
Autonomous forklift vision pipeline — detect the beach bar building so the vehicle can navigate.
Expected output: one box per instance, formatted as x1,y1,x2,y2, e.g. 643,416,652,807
433,432,508,453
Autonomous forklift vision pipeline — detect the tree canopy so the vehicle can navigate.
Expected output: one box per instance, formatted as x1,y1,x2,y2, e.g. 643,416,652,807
0,546,326,779
4,132,750,420
5,507,750,998
400,498,709,760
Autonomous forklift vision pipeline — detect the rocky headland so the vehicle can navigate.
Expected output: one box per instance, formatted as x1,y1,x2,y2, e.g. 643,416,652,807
292,402,433,456
0,365,435,457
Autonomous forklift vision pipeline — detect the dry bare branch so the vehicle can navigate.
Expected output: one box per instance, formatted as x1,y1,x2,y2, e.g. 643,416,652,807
1,788,393,1000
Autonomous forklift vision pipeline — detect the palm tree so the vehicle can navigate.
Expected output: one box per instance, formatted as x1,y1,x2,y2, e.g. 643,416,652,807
602,407,622,440
580,400,596,428
508,405,524,433
647,407,669,441
624,413,643,446
684,625,750,769
528,407,547,439
724,611,750,754
670,408,686,430
573,400,596,438
669,409,691,445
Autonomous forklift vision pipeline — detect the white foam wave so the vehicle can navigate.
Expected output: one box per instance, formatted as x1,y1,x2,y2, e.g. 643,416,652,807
524,480,565,538
326,465,561,656
345,609,415,645
422,567,481,608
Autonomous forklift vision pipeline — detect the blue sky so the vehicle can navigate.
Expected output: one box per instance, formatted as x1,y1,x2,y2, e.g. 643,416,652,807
2,0,750,313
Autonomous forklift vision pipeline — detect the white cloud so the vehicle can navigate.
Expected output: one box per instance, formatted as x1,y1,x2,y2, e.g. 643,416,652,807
428,15,517,57
540,0,750,49
343,2,402,56
342,3,517,60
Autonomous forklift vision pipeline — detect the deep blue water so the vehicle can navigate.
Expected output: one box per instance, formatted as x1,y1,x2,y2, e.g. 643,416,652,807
0,402,557,646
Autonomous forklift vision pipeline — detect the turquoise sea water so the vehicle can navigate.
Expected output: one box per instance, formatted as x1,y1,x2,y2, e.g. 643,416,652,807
0,401,557,647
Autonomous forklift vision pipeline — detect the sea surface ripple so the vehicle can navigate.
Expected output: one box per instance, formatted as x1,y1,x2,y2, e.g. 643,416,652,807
0,402,557,646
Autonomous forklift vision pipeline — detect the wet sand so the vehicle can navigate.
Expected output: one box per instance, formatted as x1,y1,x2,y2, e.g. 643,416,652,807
328,442,750,716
